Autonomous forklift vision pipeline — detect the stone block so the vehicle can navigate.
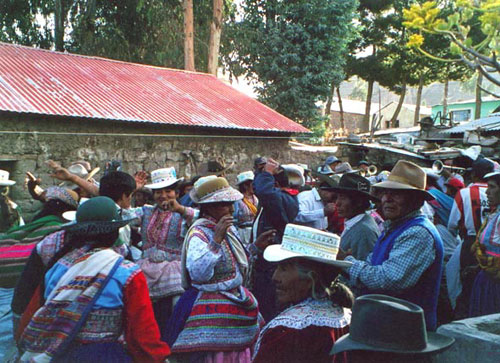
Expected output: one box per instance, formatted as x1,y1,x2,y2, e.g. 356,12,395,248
433,314,500,363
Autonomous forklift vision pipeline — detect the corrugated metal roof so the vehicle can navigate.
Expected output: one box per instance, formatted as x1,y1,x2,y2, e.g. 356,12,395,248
440,112,500,134
0,42,309,134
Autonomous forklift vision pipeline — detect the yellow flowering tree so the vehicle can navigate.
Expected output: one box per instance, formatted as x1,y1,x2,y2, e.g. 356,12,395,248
403,0,500,93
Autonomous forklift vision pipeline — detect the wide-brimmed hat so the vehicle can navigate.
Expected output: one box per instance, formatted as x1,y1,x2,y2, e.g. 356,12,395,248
236,171,254,185
281,164,305,187
0,169,15,186
59,163,100,189
62,196,134,235
45,186,79,209
372,160,434,201
264,223,352,268
317,165,335,175
190,175,243,204
325,156,340,165
330,173,379,201
198,160,234,176
332,294,454,355
311,171,340,190
334,162,353,174
145,167,183,190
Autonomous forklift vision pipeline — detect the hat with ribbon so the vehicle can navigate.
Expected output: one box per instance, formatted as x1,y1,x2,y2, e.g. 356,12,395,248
45,186,79,209
372,160,434,201
0,170,15,186
145,167,183,190
281,164,305,187
331,294,454,355
62,196,135,235
236,171,254,185
264,223,352,268
190,175,243,204
59,163,100,189
330,173,379,201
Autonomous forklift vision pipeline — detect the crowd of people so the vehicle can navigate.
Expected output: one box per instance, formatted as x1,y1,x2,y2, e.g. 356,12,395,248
0,152,499,362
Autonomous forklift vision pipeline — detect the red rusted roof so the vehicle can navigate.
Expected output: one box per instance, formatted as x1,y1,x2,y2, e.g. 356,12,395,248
0,42,309,133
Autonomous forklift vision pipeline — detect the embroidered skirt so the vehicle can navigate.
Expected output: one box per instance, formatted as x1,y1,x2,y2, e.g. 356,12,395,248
138,259,184,299
469,270,500,317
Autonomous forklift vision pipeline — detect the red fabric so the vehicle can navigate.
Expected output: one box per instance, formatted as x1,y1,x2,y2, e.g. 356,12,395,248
447,177,464,190
16,285,42,342
282,188,299,196
253,325,349,363
328,209,344,235
123,271,171,362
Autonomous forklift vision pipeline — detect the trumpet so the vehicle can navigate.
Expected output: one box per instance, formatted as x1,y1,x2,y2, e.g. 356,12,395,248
359,165,378,177
432,160,465,175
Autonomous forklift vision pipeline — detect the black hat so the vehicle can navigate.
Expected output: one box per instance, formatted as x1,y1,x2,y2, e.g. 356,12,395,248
332,295,455,355
468,158,494,180
330,173,379,201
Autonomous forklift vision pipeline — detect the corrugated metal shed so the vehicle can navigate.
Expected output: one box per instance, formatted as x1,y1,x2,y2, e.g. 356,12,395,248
440,112,500,134
0,42,309,134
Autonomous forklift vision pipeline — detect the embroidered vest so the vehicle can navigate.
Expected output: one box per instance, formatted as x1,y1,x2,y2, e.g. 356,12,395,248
369,216,443,331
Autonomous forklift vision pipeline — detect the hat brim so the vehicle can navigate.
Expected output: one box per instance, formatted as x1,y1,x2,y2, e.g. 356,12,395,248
263,244,352,269
236,177,254,185
329,187,380,202
0,180,16,186
311,171,338,188
145,178,183,190
190,186,243,204
484,171,500,179
62,217,135,235
372,180,435,201
331,331,455,355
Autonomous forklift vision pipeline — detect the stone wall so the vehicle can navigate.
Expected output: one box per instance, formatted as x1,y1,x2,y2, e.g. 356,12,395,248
0,114,332,218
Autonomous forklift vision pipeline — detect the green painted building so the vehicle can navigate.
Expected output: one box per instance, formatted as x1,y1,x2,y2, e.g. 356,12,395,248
432,97,500,123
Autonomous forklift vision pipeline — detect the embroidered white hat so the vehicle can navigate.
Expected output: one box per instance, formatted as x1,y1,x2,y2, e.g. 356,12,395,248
236,171,254,185
190,175,243,204
281,164,305,187
264,223,352,268
0,170,15,186
145,167,183,190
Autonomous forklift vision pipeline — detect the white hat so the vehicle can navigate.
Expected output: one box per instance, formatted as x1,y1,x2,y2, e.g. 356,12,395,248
0,170,15,186
145,167,183,190
236,171,254,185
190,175,243,204
264,223,352,268
281,164,305,187
59,163,100,189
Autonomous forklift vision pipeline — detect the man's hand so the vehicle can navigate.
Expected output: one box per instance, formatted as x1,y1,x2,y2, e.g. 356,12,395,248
324,203,336,216
134,171,148,190
214,215,234,244
254,229,276,250
47,160,73,181
336,248,352,261
263,158,280,175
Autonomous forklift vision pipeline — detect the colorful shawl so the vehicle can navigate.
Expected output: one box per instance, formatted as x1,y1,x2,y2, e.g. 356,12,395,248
473,209,500,280
172,286,261,353
242,196,258,216
19,249,122,362
253,298,351,359
0,216,64,288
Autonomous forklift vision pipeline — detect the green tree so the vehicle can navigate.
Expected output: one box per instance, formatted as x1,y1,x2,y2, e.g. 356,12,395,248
226,0,358,134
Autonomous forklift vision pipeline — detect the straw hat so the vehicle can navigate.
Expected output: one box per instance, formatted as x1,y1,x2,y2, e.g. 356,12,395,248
0,170,15,186
236,171,254,185
145,167,183,190
62,196,134,235
190,175,243,204
372,160,434,201
281,164,305,187
332,294,454,355
264,223,352,268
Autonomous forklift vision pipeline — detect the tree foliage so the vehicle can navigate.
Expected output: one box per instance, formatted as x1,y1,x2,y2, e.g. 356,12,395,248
404,0,500,91
225,0,358,133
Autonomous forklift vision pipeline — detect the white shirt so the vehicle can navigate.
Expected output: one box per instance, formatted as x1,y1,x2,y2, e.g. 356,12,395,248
295,188,327,230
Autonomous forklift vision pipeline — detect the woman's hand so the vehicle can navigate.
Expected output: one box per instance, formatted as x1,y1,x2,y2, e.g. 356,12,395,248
263,158,280,175
167,199,185,215
254,229,276,250
213,215,234,244
134,171,148,190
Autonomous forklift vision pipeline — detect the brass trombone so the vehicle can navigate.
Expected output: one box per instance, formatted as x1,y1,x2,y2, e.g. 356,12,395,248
432,160,466,175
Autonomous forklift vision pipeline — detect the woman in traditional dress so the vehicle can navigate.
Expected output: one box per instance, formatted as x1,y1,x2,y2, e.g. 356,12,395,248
128,167,198,331
0,169,24,233
253,224,353,363
166,176,272,362
469,171,500,317
17,196,170,362
233,171,258,245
